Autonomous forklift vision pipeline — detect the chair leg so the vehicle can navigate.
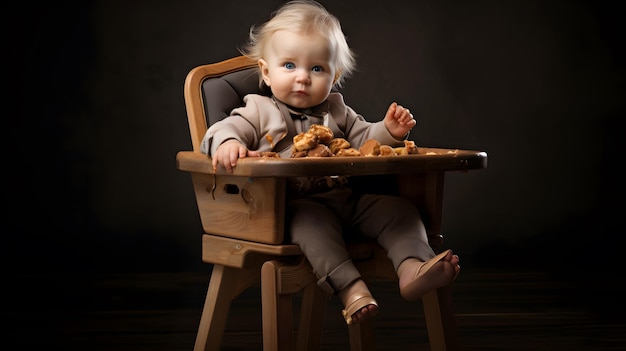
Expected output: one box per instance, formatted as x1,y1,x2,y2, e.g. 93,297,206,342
261,259,320,351
422,286,459,351
297,283,327,351
194,264,260,351
348,319,376,351
261,260,295,351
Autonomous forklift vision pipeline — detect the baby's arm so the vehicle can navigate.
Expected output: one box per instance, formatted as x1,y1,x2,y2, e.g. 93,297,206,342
212,139,260,173
383,102,416,139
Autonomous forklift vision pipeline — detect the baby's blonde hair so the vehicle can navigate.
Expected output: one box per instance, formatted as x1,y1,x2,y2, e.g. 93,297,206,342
240,0,356,88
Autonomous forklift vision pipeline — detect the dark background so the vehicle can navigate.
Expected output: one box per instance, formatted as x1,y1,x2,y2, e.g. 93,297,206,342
8,0,624,315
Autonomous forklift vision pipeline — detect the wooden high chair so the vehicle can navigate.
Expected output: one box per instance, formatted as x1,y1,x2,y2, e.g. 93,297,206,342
176,56,487,351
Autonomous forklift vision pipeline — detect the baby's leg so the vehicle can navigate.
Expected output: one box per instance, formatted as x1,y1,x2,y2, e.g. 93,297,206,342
289,196,378,324
352,194,460,300
351,194,434,268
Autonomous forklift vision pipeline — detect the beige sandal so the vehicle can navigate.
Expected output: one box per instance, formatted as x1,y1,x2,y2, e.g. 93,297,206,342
341,292,378,325
400,249,459,301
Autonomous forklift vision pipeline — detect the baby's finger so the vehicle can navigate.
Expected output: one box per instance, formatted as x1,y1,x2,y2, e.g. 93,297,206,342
400,105,411,119
395,104,404,117
404,109,414,122
392,104,403,118
385,102,398,119
229,152,239,169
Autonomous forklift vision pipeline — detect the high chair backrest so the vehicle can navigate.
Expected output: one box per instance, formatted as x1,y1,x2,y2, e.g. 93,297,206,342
184,56,266,152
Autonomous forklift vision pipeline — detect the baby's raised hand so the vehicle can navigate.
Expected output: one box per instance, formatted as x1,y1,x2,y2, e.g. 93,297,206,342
384,102,416,139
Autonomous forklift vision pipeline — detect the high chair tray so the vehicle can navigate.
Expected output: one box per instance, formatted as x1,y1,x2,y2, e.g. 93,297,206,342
176,147,487,177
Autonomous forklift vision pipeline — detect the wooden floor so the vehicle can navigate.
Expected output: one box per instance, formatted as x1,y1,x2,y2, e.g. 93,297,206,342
6,267,625,350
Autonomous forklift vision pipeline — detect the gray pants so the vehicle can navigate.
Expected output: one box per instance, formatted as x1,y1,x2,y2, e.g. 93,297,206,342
288,187,435,295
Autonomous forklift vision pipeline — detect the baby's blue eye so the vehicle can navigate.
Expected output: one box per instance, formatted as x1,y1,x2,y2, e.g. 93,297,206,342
312,66,324,72
284,62,295,69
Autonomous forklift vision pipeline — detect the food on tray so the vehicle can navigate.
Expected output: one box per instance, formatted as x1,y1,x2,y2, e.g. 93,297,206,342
335,148,360,157
379,145,395,156
359,139,381,156
307,144,332,157
260,151,279,158
328,137,351,154
308,124,334,145
393,140,418,155
293,131,318,151
290,124,420,158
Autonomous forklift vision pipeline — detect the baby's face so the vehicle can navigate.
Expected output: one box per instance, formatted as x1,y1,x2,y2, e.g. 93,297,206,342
259,30,336,109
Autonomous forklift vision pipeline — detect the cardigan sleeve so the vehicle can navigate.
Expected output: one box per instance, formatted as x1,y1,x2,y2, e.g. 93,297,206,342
200,94,288,155
327,93,406,149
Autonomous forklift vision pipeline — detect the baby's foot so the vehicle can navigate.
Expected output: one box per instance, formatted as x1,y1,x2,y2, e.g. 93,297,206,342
397,250,460,301
338,279,379,325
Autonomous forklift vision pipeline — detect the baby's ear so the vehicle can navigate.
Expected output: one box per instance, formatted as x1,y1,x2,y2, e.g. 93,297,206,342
333,70,342,85
259,59,271,86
